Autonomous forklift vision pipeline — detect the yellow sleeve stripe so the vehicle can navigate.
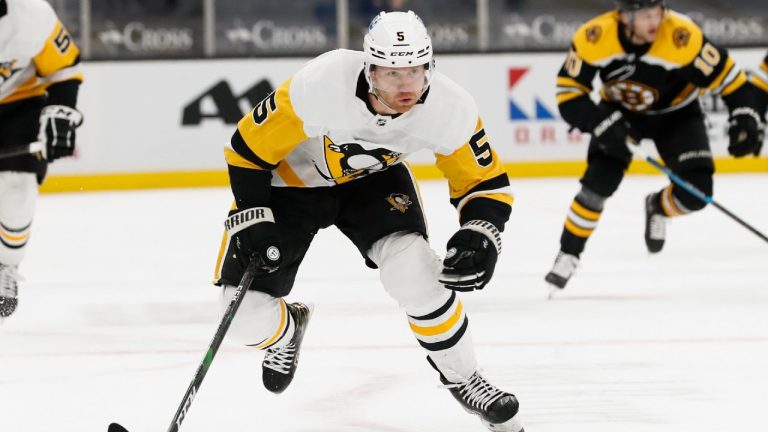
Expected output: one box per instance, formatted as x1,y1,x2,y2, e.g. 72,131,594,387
557,91,587,104
670,83,699,106
275,161,305,187
721,71,747,96
409,301,463,337
707,56,746,95
752,75,768,93
237,78,308,166
224,147,262,170
34,21,80,77
556,76,592,93
455,193,515,216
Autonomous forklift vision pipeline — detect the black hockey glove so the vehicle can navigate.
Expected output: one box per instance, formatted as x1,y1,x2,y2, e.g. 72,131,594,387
225,207,282,273
727,107,763,157
439,220,502,292
591,110,638,159
38,105,83,162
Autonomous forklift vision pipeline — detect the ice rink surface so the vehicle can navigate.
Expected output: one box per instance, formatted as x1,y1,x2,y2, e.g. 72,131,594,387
2,174,767,432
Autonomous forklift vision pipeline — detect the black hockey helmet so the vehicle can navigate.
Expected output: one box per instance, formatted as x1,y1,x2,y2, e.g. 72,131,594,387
614,0,665,11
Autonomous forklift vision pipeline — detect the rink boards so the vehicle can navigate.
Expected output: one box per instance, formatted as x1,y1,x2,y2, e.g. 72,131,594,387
42,49,768,192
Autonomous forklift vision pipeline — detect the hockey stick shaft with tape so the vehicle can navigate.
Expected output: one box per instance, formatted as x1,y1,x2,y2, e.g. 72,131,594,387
109,261,259,432
628,142,768,244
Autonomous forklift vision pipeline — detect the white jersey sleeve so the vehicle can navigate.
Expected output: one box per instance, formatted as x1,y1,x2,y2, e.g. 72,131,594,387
0,0,82,104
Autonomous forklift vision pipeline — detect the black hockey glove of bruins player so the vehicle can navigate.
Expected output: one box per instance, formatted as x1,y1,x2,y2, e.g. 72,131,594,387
225,207,282,273
727,107,763,157
591,110,639,159
38,105,83,162
439,220,502,291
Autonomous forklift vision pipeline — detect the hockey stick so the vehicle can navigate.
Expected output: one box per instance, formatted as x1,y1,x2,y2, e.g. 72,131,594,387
0,142,44,160
628,143,768,244
108,261,259,432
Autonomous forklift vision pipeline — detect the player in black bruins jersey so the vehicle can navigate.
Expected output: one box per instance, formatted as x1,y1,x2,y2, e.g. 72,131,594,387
545,0,764,294
0,0,84,318
751,52,768,125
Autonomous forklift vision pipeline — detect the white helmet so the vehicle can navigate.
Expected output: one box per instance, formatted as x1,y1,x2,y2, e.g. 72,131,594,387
363,11,434,94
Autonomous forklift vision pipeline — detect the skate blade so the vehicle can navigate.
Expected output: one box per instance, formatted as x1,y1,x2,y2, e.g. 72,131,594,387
546,282,562,300
481,416,525,432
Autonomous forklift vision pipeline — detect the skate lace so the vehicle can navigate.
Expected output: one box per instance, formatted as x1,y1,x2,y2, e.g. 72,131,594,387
263,342,297,374
443,372,504,411
648,213,666,240
551,253,579,278
0,265,19,299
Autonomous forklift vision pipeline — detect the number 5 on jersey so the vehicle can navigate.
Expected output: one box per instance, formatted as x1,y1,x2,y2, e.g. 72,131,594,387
469,127,493,167
253,91,277,125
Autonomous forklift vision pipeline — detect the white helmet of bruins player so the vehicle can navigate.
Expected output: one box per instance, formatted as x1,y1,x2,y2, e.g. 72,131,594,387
363,11,434,96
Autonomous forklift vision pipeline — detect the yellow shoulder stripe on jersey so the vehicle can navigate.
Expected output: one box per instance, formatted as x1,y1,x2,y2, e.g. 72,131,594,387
34,21,81,77
572,11,624,65
645,11,703,68
236,78,308,166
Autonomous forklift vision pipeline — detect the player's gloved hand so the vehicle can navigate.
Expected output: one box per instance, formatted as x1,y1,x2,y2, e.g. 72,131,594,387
727,107,763,157
38,105,83,162
225,207,282,273
439,220,502,291
591,110,638,158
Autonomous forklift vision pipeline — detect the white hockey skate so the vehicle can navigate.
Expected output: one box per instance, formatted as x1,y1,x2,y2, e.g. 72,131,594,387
0,264,19,318
544,251,579,298
644,193,666,253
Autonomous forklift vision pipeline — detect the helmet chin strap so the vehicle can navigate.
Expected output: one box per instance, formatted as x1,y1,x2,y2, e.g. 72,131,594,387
626,10,636,42
369,87,399,114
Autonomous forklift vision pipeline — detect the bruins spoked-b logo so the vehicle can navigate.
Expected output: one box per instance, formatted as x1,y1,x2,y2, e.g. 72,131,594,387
320,136,403,184
386,193,412,213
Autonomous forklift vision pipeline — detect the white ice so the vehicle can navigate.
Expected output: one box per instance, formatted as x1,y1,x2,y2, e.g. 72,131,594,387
2,174,767,432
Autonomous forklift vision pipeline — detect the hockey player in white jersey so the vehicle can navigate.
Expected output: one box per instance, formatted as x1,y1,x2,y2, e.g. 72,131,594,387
0,0,84,318
213,11,523,431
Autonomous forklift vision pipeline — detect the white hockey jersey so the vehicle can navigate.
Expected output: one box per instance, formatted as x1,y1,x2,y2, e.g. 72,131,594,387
0,0,82,104
225,49,512,213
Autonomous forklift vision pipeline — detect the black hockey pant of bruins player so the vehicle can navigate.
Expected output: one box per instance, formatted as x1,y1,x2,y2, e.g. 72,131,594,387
560,102,715,256
216,163,428,297
0,96,49,184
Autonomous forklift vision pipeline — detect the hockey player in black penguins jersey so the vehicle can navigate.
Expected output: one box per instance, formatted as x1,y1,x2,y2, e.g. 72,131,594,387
545,0,764,294
0,0,84,318
213,11,523,431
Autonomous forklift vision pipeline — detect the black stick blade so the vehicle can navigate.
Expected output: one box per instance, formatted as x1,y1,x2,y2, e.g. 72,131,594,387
108,423,130,432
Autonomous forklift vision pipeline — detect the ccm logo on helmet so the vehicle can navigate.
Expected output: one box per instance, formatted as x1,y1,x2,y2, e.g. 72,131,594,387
391,51,414,56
